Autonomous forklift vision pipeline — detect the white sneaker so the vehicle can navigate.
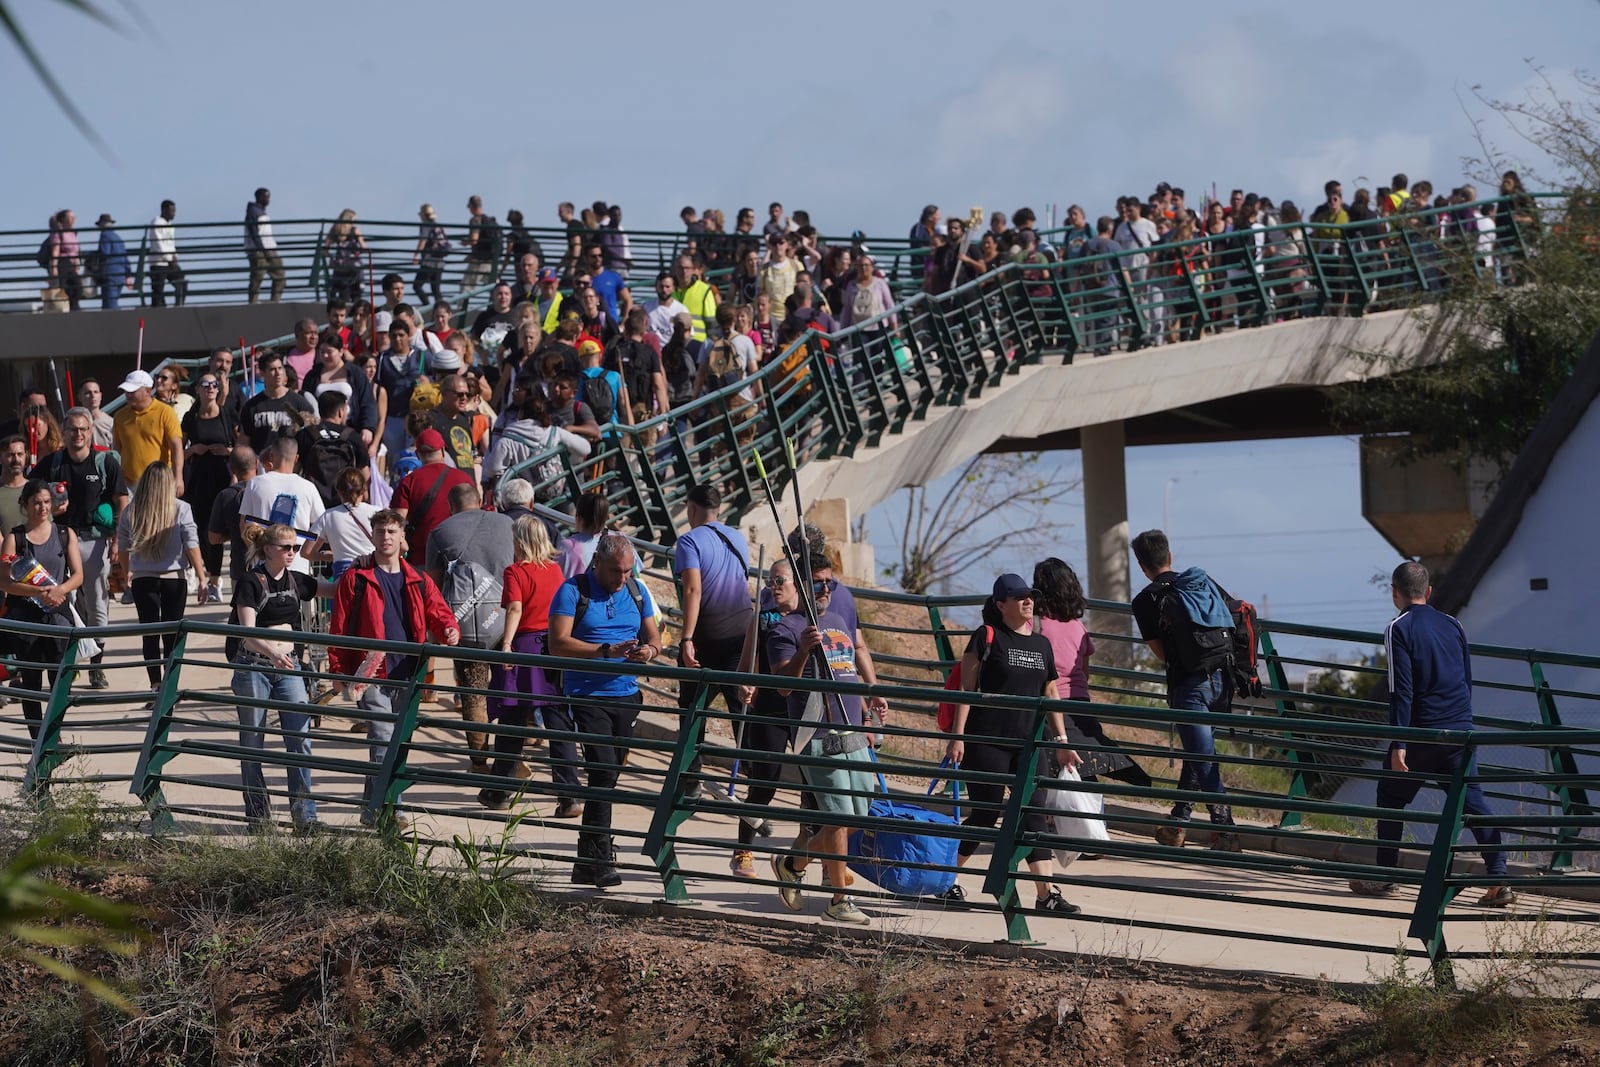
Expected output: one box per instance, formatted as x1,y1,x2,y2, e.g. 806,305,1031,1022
206,582,221,604
824,898,869,925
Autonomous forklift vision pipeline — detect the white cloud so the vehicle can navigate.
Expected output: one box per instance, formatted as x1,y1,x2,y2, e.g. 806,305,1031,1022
933,64,1072,160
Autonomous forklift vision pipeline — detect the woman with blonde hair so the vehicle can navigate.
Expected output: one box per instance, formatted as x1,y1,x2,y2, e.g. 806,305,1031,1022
326,208,367,305
229,522,322,831
115,462,206,687
479,515,567,811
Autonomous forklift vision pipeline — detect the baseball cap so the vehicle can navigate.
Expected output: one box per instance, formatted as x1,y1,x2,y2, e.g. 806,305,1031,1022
119,369,154,393
992,573,1037,601
415,428,446,453
538,267,558,283
576,338,603,357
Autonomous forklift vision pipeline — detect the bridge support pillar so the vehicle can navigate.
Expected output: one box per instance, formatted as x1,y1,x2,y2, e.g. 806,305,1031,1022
1081,420,1133,662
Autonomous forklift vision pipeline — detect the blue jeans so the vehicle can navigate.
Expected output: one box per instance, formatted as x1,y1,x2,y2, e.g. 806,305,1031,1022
232,664,316,827
1167,668,1233,825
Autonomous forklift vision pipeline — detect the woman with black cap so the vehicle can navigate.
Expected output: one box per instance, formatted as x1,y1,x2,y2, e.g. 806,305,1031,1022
943,572,1083,913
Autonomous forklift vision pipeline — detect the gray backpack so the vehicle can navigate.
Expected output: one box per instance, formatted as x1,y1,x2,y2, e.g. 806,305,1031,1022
442,557,505,648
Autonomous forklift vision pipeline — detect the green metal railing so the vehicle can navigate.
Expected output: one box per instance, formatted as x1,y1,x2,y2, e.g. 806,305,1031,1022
4,543,1597,977
497,194,1562,548
1,215,930,312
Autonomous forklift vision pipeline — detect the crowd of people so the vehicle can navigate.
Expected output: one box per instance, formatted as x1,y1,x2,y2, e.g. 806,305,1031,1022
10,174,1532,919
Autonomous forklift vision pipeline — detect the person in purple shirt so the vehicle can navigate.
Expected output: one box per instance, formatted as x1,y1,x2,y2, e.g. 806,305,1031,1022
1349,561,1515,906
673,483,753,798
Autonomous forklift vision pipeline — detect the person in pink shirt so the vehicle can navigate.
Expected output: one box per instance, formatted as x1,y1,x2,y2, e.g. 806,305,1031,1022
1032,556,1150,791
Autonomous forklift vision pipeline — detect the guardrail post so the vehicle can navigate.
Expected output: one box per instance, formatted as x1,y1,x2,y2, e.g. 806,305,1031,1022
980,710,1046,945
128,630,189,833
1111,261,1144,351
1405,737,1474,990
22,640,81,798
643,682,710,905
365,655,429,829
1528,660,1592,872
1259,630,1314,829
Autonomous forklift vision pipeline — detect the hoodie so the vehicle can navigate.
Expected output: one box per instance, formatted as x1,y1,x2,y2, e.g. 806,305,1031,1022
482,417,592,485
1164,567,1232,628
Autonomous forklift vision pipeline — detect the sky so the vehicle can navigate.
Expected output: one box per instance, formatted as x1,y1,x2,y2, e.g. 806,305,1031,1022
5,0,1595,655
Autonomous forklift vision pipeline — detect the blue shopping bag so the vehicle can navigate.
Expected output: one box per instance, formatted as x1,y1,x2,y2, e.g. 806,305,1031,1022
846,756,963,897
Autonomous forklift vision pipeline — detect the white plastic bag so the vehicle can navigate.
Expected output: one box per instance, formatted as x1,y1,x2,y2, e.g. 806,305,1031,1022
1037,766,1109,867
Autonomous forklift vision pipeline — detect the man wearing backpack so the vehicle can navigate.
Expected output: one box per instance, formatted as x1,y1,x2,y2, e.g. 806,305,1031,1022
695,305,763,447
575,339,621,446
673,483,754,801
460,195,502,295
608,308,668,427
1130,528,1242,852
33,407,127,689
296,392,369,507
549,532,663,887
426,483,514,773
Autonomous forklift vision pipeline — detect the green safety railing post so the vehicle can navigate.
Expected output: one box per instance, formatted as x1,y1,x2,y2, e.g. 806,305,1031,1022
1300,234,1334,317
365,655,429,831
308,223,328,299
927,605,956,665
1405,736,1474,991
1042,264,1082,360
1243,246,1274,327
980,708,1047,945
22,640,81,798
643,684,711,906
1528,659,1592,872
127,630,189,833
898,323,937,421
1259,629,1313,829
1340,235,1373,314
1177,257,1210,339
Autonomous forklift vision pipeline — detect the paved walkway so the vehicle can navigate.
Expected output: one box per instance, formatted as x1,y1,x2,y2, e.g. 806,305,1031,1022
3,596,1594,989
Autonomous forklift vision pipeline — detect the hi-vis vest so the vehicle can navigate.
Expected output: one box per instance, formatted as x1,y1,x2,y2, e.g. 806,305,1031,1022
540,292,566,334
675,280,717,342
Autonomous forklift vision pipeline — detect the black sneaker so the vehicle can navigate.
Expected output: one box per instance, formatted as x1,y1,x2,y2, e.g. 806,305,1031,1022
683,778,705,800
939,883,967,903
1036,888,1081,914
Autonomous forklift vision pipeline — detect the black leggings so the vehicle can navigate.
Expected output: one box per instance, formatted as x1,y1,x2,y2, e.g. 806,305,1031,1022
957,741,1051,863
735,705,792,846
13,635,64,739
132,576,187,686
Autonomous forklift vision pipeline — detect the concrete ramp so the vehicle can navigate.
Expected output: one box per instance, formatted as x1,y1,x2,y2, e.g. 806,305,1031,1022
791,307,1445,522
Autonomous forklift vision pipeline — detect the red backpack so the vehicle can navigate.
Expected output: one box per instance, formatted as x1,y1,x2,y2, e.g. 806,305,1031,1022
935,626,993,732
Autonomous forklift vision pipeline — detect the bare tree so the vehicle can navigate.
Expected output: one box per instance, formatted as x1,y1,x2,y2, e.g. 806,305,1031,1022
881,452,1079,595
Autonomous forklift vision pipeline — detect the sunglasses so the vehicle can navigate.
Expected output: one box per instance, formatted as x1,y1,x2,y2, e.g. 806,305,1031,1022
268,542,298,551
811,578,838,594
766,576,789,587
199,380,220,389
452,391,471,398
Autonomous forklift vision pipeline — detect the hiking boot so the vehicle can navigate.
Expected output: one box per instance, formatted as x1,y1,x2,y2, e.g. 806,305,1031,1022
88,668,109,690
825,898,870,925
683,777,704,801
552,798,581,819
1479,885,1518,909
729,850,757,878
1154,825,1187,848
1036,888,1082,914
1348,879,1397,898
939,883,967,903
1209,830,1244,853
771,855,805,912
572,834,622,888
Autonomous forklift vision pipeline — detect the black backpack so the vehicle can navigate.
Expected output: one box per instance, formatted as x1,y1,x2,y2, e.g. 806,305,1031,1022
577,367,616,424
478,216,504,260
36,236,53,270
1151,575,1263,697
610,339,656,412
664,341,697,404
310,428,360,505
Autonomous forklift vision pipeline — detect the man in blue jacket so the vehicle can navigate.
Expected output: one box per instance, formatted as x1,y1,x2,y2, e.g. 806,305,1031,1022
1350,562,1516,906
1131,529,1241,852
93,214,132,310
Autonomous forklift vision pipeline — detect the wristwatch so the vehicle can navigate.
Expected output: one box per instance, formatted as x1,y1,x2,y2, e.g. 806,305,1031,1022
599,643,612,659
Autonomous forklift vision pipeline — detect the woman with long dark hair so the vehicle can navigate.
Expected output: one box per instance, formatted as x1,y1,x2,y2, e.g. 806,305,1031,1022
182,368,235,603
944,573,1083,912
1033,557,1150,790
1,480,83,738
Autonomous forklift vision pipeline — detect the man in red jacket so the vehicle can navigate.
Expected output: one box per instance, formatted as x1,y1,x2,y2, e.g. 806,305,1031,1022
331,508,459,829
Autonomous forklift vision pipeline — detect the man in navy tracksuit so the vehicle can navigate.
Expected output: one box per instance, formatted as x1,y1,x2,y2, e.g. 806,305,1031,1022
1350,561,1515,906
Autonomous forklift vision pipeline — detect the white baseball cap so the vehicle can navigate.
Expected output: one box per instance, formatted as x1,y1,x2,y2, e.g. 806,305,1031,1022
119,369,155,393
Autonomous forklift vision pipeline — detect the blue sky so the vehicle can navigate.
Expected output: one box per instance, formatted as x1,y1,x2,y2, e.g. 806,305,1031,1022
5,0,1594,651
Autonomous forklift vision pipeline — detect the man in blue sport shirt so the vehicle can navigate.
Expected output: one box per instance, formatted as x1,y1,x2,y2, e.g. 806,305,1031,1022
548,532,663,888
580,243,630,323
